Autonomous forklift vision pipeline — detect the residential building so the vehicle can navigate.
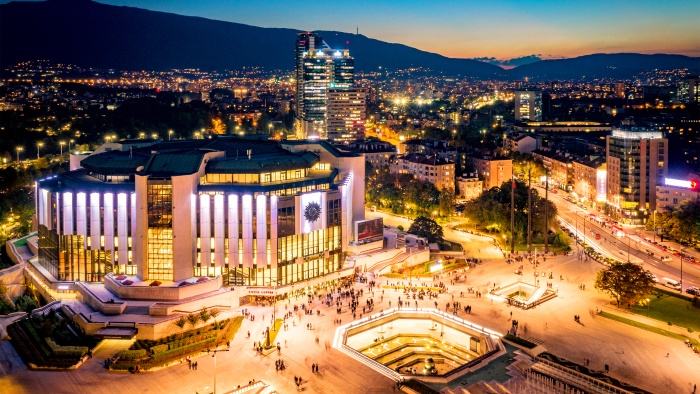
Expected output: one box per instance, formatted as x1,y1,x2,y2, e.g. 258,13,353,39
606,129,668,224
505,133,540,154
457,175,483,201
339,139,396,169
514,89,542,121
678,76,700,104
326,88,366,141
35,137,364,286
656,177,699,211
471,155,512,190
532,149,574,191
391,153,455,191
572,157,607,206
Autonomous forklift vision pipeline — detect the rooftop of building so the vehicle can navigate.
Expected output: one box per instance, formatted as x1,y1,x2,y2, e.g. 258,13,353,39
396,153,453,166
38,137,352,190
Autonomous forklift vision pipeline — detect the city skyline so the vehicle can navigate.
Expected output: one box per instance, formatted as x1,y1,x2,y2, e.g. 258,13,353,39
4,0,697,60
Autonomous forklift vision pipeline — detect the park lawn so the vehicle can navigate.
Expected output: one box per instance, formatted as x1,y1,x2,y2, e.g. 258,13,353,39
512,243,571,253
599,311,700,347
630,293,700,332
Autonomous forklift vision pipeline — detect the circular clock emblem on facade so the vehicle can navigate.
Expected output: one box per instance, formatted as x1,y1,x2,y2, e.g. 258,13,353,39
304,201,321,223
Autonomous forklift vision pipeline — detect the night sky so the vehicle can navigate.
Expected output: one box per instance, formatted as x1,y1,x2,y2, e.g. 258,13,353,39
5,0,699,59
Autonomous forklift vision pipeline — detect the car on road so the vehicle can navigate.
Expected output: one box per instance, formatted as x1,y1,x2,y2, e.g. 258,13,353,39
686,287,699,296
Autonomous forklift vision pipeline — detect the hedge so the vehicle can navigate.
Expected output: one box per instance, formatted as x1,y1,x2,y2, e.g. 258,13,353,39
150,344,169,355
120,349,147,360
150,337,216,362
45,338,88,358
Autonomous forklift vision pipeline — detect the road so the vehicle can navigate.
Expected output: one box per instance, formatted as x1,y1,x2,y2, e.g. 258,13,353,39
546,186,700,291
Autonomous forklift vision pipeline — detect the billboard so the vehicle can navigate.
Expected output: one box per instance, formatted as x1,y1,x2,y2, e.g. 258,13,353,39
356,218,384,242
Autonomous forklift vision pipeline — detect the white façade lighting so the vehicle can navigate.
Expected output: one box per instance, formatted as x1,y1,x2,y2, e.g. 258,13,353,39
665,178,696,189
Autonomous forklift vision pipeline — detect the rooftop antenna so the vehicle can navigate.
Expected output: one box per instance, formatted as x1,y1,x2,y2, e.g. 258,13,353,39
356,24,358,35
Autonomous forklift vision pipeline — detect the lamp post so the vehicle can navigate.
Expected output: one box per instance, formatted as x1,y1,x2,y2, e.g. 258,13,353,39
203,348,229,394
646,298,651,316
69,139,74,151
37,142,43,159
59,141,65,156
680,248,685,293
168,129,174,140
16,146,23,163
268,123,273,136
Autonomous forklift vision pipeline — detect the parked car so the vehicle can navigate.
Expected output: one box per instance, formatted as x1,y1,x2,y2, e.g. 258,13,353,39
686,287,699,296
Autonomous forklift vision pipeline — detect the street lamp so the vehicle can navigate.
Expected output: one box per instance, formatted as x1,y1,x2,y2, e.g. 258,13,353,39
268,123,273,136
646,298,651,316
139,132,145,139
679,248,685,293
37,142,43,159
15,146,23,163
69,139,74,151
203,348,229,394
168,129,174,140
59,141,65,156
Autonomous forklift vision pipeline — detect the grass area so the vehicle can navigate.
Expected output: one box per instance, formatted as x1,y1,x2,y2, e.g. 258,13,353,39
630,291,700,332
512,243,571,253
598,311,700,347
265,319,283,349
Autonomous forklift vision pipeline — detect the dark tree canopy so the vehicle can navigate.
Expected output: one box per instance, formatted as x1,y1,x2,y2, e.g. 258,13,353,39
594,262,656,306
408,216,444,244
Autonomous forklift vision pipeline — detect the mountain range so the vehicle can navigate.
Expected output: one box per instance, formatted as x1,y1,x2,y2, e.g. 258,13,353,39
1,0,699,80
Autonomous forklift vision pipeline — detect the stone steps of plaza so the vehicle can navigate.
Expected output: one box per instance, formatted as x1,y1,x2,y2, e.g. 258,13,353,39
529,362,633,394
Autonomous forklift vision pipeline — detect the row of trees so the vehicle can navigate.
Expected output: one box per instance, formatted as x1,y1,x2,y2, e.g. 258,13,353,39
365,164,455,218
462,180,563,246
173,307,221,339
645,200,700,247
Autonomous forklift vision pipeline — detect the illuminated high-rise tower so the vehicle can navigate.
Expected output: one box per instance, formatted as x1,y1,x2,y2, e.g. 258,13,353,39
294,32,359,140
514,89,542,121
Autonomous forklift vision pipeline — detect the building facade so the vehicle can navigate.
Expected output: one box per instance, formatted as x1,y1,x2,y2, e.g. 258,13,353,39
457,175,483,201
471,155,512,191
572,157,606,206
294,32,362,140
35,138,364,286
326,88,366,141
514,90,542,121
656,178,699,211
606,130,668,223
391,153,455,191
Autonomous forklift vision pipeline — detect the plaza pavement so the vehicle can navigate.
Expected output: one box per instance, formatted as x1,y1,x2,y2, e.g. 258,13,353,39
0,217,699,393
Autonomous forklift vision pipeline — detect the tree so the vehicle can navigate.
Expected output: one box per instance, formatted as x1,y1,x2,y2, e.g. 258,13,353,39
186,313,201,330
174,316,187,339
199,307,211,326
407,216,444,244
594,262,656,306
209,308,221,330
14,294,39,313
